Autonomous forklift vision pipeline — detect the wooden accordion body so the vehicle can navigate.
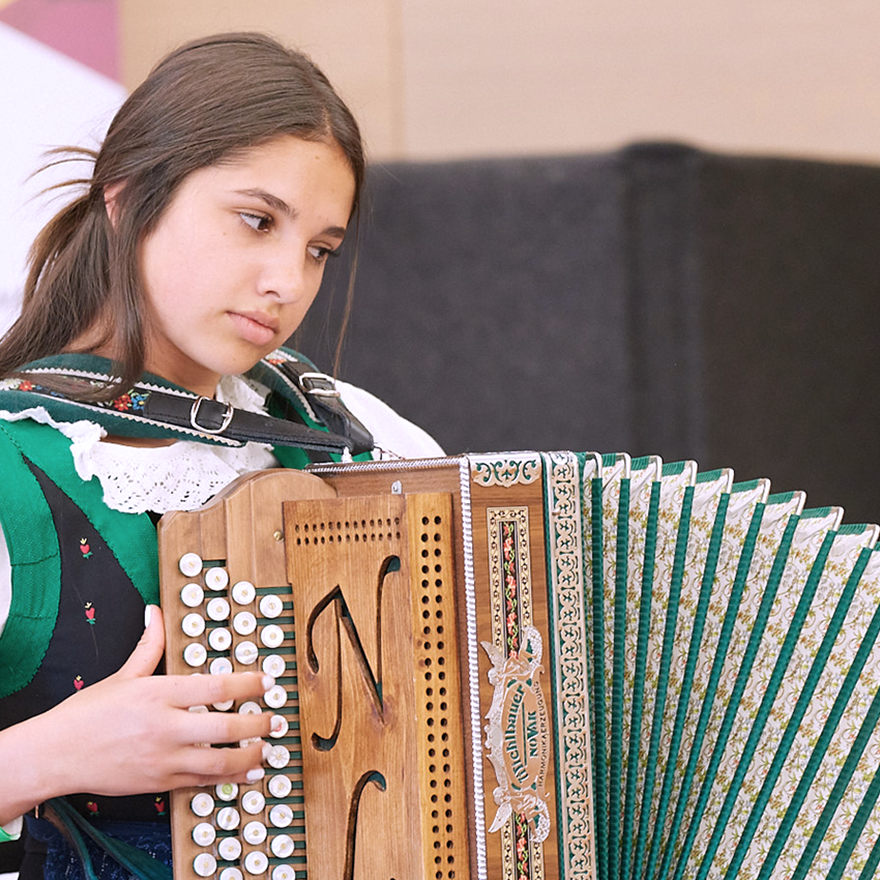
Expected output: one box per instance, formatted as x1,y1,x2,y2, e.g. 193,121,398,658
158,452,880,880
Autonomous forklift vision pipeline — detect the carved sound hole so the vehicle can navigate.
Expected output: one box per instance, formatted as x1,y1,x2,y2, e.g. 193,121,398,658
419,514,457,879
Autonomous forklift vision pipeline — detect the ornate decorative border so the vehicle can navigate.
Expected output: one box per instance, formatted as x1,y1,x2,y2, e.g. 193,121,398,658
487,506,532,647
542,451,598,880
471,454,542,488
484,504,547,880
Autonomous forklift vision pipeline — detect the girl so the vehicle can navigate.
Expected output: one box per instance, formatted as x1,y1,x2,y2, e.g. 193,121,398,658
0,32,441,880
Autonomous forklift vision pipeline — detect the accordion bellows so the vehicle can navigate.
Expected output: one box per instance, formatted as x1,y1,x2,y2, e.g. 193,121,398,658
158,452,880,880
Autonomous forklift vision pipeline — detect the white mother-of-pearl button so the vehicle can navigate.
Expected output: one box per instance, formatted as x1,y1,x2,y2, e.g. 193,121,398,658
206,597,231,621
269,803,293,828
209,627,233,652
263,685,287,709
181,583,204,608
267,775,292,798
244,851,269,875
234,641,259,665
241,790,265,814
261,654,286,678
231,581,256,605
270,835,294,858
193,853,217,877
269,715,289,738
266,745,290,770
179,552,202,577
217,836,242,861
259,595,283,619
233,612,257,635
182,613,206,638
243,821,267,845
190,793,214,817
210,659,235,708
215,781,238,801
259,625,285,649
205,567,229,590
210,657,233,676
220,868,244,880
238,701,262,716
216,806,240,830
192,822,216,847
184,643,207,668
271,865,295,880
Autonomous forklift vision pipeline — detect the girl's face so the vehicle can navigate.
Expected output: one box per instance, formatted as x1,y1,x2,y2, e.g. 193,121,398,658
138,135,356,396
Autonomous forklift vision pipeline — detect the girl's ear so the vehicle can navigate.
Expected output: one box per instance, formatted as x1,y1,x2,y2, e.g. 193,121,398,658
103,182,125,227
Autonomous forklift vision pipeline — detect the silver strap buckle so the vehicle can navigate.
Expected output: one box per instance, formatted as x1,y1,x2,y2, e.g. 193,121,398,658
190,396,234,434
297,371,341,398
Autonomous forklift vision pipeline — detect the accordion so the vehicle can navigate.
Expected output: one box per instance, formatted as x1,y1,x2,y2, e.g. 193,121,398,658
158,452,880,880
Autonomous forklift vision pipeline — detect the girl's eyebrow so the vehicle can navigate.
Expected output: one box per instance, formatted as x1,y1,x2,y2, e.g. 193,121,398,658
232,187,347,239
234,187,293,217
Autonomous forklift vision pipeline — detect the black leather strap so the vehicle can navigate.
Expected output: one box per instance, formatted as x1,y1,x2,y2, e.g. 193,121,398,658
265,360,374,456
141,390,353,453
6,349,374,455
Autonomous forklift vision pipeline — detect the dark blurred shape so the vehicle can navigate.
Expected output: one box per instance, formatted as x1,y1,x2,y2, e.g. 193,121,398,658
297,143,880,524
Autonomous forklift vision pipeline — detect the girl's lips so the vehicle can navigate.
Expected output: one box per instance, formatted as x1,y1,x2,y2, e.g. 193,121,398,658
228,311,278,346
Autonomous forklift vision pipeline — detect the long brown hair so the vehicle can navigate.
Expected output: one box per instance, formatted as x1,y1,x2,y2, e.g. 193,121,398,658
0,32,364,397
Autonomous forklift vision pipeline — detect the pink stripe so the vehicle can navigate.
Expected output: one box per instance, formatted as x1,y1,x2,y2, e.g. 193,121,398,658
0,0,119,82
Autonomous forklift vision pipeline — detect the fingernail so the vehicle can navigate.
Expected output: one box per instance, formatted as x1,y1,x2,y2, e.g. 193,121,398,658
261,675,275,691
144,605,152,628
246,767,265,783
262,742,272,761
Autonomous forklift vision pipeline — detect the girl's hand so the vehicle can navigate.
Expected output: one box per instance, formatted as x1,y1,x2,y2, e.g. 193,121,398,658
0,605,272,823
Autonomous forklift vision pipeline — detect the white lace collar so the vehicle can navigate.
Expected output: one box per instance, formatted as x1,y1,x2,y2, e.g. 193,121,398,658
0,374,279,514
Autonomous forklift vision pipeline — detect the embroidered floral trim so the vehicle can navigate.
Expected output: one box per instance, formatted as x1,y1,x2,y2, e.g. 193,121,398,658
110,390,148,414
0,376,148,415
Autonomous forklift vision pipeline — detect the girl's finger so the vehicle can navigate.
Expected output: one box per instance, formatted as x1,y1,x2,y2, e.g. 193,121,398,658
163,671,277,709
183,708,273,746
172,740,270,787
113,605,166,680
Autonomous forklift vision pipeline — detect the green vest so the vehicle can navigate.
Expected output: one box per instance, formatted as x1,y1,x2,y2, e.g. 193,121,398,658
0,417,158,698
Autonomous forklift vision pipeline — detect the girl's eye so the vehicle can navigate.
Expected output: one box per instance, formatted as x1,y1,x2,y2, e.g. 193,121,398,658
308,244,340,264
239,212,272,232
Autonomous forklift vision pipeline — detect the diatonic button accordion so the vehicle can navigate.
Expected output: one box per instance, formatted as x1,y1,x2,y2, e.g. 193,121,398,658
159,453,880,880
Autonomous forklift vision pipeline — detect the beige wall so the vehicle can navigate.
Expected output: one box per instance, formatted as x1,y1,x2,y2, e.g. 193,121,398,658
120,0,880,164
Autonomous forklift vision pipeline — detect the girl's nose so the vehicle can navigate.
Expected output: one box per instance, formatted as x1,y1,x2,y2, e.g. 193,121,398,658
260,255,307,303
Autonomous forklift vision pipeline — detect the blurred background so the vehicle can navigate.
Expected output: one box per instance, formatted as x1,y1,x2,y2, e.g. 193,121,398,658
1,0,879,523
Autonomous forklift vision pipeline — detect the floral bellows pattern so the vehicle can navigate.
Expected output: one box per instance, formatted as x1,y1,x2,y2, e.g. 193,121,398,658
575,452,880,880
543,451,597,880
473,447,880,880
